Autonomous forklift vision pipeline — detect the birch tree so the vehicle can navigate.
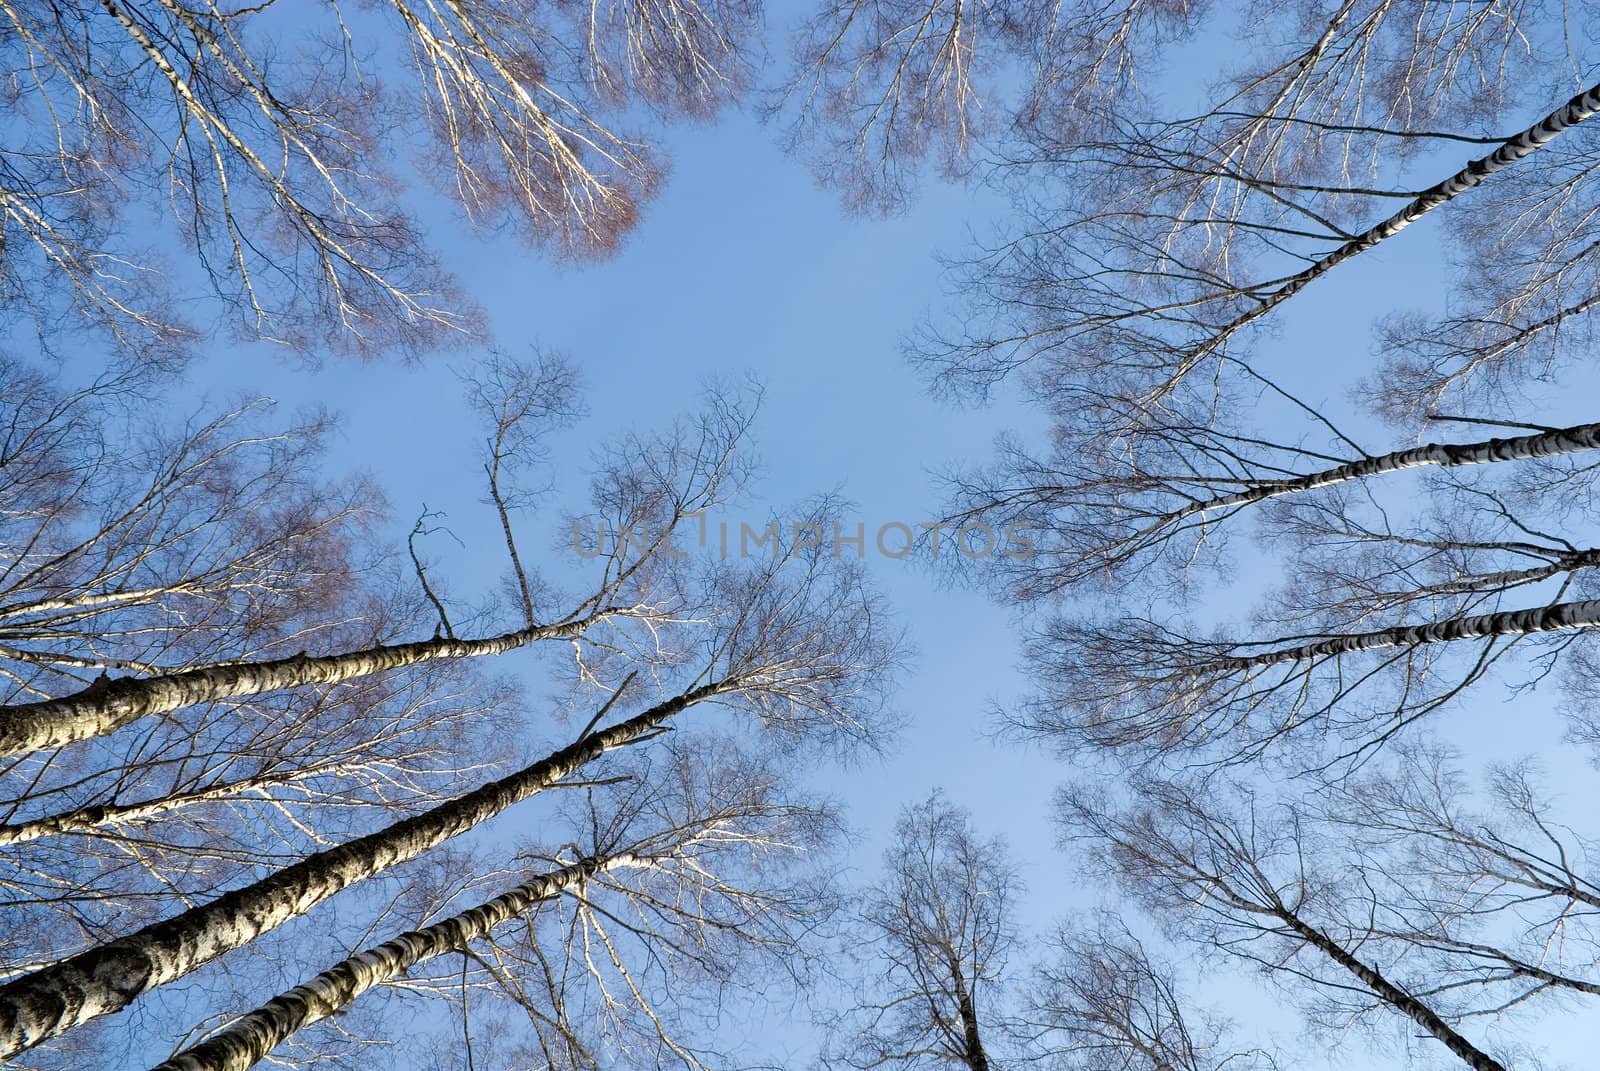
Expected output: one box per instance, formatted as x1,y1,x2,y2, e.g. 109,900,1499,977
1011,452,1600,771
152,737,839,1071
875,4,1600,786
824,791,1016,1071
775,0,1215,212
0,0,757,362
0,364,536,1021
824,799,1278,1071
930,79,1599,405
896,2,1600,655
0,355,745,757
1058,776,1519,1071
0,653,512,975
772,5,1600,1065
943,384,1600,599
777,0,1031,213
1015,913,1278,1071
0,360,376,712
1051,747,1600,1065
915,2,1591,405
0,350,904,1066
0,513,895,1059
1309,742,1600,1022
1374,131,1600,425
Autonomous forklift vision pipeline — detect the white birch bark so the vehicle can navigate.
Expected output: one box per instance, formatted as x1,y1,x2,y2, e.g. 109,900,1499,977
1128,420,1600,556
1168,79,1600,386
0,612,613,758
1215,598,1600,670
0,681,719,1056
150,852,644,1071
0,770,323,847
1276,913,1507,1071
1265,81,1600,303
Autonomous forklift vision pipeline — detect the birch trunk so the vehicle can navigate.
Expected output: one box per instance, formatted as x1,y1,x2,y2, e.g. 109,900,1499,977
1169,79,1600,386
1216,598,1600,670
1277,913,1507,1071
947,955,990,1071
1148,420,1600,538
0,770,323,847
0,681,718,1056
0,612,612,758
150,852,643,1071
1265,80,1600,304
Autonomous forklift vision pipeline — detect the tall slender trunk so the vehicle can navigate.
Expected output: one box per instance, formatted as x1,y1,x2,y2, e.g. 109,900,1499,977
151,851,644,1071
1435,940,1600,997
1214,597,1600,670
1266,80,1600,304
1277,912,1507,1071
1164,80,1600,392
946,955,989,1071
0,611,614,758
1144,420,1600,540
0,681,719,1057
0,771,315,847
1447,290,1600,374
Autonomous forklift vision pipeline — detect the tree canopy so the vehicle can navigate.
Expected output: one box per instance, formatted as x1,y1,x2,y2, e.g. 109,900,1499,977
5,2,1600,1069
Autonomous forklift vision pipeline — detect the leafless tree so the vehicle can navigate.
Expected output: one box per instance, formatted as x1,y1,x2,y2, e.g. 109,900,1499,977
1010,452,1600,772
823,791,1016,1071
867,6,1600,793
776,8,1600,1067
570,0,760,116
462,349,587,630
0,359,377,711
824,798,1280,1071
1058,776,1516,1071
773,12,1600,1066
1013,912,1278,1071
0,0,758,362
777,0,1031,212
152,735,841,1071
0,642,534,993
0,356,751,757
913,2,1594,407
0,503,896,1059
1309,742,1600,1023
1373,132,1600,425
775,0,1227,213
943,379,1600,599
0,348,902,1068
